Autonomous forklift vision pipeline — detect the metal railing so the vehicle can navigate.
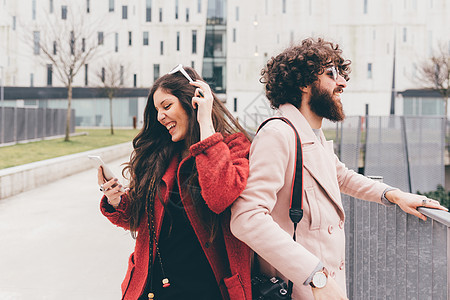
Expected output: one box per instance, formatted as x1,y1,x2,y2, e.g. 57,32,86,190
0,107,75,145
344,195,449,299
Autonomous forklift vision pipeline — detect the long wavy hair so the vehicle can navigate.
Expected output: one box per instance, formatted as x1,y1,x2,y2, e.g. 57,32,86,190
123,67,249,240
261,37,352,109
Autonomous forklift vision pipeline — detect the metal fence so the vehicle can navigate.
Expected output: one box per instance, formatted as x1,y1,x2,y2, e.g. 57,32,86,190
343,196,449,299
363,116,445,194
0,107,75,145
334,115,448,299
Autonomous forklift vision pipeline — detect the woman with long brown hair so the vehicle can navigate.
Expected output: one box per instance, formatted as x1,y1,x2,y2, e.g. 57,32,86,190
97,66,252,300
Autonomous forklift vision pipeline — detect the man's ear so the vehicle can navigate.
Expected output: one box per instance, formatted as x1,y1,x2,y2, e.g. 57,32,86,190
300,85,310,94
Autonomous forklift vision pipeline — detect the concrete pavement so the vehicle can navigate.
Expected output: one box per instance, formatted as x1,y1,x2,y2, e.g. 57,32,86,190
0,157,135,300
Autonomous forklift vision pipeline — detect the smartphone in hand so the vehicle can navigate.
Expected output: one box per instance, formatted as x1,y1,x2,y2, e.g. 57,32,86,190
88,155,125,192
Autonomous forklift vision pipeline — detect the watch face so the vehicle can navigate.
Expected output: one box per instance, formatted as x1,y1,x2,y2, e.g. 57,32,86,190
312,272,327,288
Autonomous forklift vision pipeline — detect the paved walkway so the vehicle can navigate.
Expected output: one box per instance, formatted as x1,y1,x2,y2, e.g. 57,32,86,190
0,157,135,300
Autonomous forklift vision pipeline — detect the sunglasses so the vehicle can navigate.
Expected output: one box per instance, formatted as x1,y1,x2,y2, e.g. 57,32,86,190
168,64,204,97
325,66,339,81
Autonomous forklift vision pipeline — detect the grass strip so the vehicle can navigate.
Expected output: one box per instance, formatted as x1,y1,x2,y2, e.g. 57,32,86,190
0,128,139,170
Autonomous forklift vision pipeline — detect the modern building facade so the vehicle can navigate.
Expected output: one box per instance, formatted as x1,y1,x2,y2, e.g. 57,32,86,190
0,0,448,128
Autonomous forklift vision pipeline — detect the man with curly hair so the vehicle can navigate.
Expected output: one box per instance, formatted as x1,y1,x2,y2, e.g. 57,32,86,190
230,38,447,299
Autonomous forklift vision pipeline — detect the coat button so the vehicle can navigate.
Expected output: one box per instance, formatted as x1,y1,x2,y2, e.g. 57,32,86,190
204,242,210,248
339,261,345,270
339,220,344,229
328,225,334,234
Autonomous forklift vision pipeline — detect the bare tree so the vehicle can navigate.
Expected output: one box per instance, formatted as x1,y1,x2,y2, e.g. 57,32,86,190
30,4,102,141
96,59,128,135
417,43,450,117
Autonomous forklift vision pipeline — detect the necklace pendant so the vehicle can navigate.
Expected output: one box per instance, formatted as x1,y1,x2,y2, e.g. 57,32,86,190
148,292,154,299
162,278,171,288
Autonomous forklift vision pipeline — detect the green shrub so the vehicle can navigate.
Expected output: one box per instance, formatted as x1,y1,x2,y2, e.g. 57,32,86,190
418,184,450,209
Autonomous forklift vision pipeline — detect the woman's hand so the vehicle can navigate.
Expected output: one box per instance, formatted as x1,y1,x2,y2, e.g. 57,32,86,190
97,167,126,208
385,189,448,221
311,276,348,300
190,80,215,140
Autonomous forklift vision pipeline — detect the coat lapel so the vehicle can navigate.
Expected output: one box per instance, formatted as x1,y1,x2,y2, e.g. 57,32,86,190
277,104,344,213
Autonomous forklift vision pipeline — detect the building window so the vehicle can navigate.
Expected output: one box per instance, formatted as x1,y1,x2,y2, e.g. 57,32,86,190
363,0,368,14
70,31,75,55
282,0,286,13
236,6,239,21
367,63,373,79
176,31,180,51
403,27,407,42
120,65,124,85
198,0,201,13
109,0,114,12
30,73,34,87
61,5,67,20
186,8,190,22
192,30,197,54
53,41,57,54
115,33,119,52
128,31,132,46
133,74,137,87
233,97,237,112
233,28,236,42
101,67,105,82
62,5,67,19
122,5,128,19
153,64,160,82
146,0,152,22
82,38,86,52
33,31,40,55
12,16,16,30
49,0,54,13
175,0,179,19
86,0,90,13
160,41,164,55
47,64,53,86
85,64,88,85
98,32,104,45
143,32,149,45
159,8,163,22
191,60,195,68
204,29,225,58
32,0,36,20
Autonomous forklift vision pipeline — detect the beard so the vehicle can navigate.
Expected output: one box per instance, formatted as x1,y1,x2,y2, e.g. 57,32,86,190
308,82,345,122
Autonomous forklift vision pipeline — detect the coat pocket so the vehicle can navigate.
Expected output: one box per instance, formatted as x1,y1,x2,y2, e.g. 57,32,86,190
121,252,136,298
305,187,321,230
224,273,246,300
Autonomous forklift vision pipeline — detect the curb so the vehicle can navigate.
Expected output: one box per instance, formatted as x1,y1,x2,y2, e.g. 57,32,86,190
0,142,133,199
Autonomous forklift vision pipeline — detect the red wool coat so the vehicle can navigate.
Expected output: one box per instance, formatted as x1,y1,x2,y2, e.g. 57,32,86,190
100,133,252,300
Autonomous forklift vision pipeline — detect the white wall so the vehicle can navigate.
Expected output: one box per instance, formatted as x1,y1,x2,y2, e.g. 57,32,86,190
1,0,449,121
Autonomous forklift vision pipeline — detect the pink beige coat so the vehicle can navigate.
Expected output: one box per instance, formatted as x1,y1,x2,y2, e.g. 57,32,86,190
230,104,391,299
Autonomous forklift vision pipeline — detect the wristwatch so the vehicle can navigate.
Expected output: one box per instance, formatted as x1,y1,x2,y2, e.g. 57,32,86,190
310,268,328,289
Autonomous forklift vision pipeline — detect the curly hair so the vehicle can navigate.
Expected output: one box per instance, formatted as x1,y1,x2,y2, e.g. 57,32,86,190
261,38,352,109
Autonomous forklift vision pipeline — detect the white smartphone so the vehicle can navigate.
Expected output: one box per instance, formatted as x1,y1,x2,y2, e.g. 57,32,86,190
88,155,125,192
88,155,116,180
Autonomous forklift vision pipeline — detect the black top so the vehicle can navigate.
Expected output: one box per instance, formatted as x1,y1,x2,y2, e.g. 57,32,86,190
140,181,221,300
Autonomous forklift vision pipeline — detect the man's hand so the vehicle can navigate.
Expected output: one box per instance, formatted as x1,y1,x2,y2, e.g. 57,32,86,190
385,189,448,221
311,276,348,300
